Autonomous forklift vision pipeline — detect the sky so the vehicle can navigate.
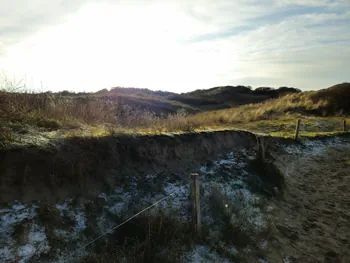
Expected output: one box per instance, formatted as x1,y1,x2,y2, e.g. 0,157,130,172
0,0,349,93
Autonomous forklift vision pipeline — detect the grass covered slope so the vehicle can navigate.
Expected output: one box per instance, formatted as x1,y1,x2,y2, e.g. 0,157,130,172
0,83,349,144
176,85,300,108
191,82,350,123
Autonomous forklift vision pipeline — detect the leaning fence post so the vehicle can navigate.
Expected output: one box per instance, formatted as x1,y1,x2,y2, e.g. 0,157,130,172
294,119,301,140
344,120,347,132
191,173,201,238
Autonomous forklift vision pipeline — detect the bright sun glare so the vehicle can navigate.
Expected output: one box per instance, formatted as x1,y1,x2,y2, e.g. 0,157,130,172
2,1,231,92
1,0,349,92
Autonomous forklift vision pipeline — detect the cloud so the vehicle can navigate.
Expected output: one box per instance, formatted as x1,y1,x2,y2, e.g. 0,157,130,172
0,0,349,92
0,0,86,44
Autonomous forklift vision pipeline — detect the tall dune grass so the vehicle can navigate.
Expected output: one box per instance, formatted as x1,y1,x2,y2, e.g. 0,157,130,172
0,84,348,138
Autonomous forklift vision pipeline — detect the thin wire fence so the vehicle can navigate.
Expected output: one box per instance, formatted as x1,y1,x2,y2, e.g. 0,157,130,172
79,182,192,250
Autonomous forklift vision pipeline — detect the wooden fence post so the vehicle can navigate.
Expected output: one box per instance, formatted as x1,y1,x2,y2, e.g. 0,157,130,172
344,120,347,132
258,136,265,161
294,119,301,140
191,173,201,238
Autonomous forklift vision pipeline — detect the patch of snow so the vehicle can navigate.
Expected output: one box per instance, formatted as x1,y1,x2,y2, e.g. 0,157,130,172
200,165,215,175
284,137,350,156
214,152,236,169
74,211,86,232
0,247,15,262
185,245,231,263
0,205,36,228
56,199,86,232
108,203,125,215
51,249,88,263
198,147,268,239
218,159,234,166
200,151,252,177
266,206,274,212
158,183,189,218
0,204,52,262
246,212,266,231
114,187,124,194
55,229,72,243
55,200,72,213
28,226,46,243
98,193,107,201
145,173,157,180
163,183,188,197
108,192,132,215
0,146,273,262
0,203,38,246
203,215,215,224
258,259,268,263
12,204,26,211
283,256,293,263
17,244,35,261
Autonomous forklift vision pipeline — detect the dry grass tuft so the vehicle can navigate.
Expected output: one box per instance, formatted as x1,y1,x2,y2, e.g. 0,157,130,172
0,125,16,145
80,212,192,263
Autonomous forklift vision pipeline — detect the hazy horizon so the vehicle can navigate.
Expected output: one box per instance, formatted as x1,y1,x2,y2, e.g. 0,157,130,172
0,0,349,93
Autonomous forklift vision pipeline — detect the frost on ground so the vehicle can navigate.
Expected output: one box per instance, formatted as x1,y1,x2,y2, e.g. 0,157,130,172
185,245,232,263
200,151,269,232
0,203,49,263
0,147,274,262
283,136,350,156
0,199,89,263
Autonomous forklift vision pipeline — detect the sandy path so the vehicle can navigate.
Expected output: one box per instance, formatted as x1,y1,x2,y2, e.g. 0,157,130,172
267,139,350,262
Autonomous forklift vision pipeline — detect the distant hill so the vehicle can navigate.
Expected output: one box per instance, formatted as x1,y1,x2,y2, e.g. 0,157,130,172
169,85,300,110
49,83,348,116
1,82,348,135
201,82,350,122
186,82,350,126
310,83,350,114
271,82,350,115
88,85,301,113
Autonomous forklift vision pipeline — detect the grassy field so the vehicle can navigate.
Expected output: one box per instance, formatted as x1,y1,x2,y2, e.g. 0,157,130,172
0,83,349,144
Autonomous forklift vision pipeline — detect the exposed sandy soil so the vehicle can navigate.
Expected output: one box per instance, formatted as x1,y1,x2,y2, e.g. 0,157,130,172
0,130,257,204
1,130,349,263
267,138,350,262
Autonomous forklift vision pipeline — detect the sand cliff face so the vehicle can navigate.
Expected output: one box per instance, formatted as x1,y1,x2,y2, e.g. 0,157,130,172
1,130,349,262
0,130,258,203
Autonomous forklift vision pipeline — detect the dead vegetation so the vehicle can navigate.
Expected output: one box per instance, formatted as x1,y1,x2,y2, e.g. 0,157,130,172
80,212,193,263
0,91,202,137
188,83,350,127
0,82,349,146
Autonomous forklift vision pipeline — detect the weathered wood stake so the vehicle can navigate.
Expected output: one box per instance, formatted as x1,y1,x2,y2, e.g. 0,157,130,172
344,120,347,132
191,173,201,238
259,136,265,161
294,119,301,140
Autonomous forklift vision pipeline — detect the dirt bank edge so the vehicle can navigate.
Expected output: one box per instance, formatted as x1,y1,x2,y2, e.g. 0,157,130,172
0,130,259,203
